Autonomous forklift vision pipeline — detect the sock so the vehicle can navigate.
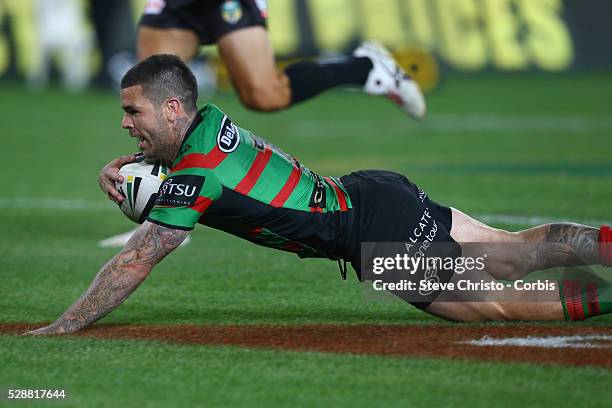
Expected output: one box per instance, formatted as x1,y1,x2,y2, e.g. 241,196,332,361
598,225,612,266
559,279,612,321
285,56,373,105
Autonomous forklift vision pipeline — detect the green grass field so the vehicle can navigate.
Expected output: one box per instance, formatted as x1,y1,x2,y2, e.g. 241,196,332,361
1,73,611,407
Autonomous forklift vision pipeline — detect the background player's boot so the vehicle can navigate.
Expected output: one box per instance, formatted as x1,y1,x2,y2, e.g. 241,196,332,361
354,41,426,120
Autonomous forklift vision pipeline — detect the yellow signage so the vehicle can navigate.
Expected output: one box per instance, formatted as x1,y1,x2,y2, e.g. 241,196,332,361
0,0,575,80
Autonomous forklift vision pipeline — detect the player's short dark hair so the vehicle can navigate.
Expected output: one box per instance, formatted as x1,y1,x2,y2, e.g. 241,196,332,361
121,54,198,114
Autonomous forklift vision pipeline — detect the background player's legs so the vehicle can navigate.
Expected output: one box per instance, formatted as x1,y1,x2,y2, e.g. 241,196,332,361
217,26,291,111
219,26,371,111
217,27,423,115
138,26,200,61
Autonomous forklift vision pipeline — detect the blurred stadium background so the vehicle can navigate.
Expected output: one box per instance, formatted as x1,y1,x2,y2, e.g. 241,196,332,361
1,0,611,406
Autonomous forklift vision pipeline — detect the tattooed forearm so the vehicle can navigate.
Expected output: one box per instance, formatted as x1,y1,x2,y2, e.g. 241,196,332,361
46,222,189,334
531,223,599,269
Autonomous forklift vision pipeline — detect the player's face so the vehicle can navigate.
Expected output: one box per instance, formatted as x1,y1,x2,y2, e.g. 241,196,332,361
120,85,172,161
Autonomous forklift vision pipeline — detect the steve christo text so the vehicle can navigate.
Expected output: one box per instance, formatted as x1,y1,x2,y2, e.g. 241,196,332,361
372,278,558,294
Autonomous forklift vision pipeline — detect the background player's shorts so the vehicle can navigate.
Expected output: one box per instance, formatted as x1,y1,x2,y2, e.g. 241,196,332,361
340,170,459,308
140,0,268,45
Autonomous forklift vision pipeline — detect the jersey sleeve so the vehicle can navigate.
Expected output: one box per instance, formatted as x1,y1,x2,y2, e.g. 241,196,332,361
147,169,222,230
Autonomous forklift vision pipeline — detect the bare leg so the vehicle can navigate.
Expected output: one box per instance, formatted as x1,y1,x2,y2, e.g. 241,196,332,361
425,299,564,322
424,270,564,322
217,26,291,111
137,26,200,62
421,208,601,322
449,208,599,279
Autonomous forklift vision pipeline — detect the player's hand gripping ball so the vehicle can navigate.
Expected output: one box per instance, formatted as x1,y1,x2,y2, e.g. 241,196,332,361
115,161,169,223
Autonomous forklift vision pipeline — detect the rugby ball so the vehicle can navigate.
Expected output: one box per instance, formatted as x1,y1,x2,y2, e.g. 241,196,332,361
115,161,169,223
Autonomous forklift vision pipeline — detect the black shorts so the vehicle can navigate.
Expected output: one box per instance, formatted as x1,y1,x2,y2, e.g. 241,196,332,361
139,0,267,45
340,170,460,308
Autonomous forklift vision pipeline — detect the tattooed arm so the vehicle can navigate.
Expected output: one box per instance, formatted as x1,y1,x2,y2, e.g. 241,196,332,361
24,222,189,335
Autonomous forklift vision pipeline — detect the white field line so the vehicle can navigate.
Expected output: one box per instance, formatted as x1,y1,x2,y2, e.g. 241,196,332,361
422,114,612,133
0,197,609,226
462,335,612,349
292,114,612,136
473,213,611,227
0,197,115,211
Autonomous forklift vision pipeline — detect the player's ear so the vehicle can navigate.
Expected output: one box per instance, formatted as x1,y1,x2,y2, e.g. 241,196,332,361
164,98,181,120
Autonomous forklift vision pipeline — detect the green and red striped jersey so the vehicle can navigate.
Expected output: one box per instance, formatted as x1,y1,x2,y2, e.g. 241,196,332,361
148,104,352,259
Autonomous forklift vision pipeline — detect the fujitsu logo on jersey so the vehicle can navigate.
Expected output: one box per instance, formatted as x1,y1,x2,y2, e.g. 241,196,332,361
156,175,205,207
217,115,240,153
160,178,197,197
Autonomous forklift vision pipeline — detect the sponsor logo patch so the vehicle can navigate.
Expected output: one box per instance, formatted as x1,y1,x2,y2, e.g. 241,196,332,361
309,175,326,209
221,0,242,24
179,143,192,155
217,116,240,153
156,175,205,207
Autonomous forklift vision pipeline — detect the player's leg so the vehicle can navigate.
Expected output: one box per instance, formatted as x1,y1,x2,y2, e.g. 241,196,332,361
425,292,565,322
206,0,424,115
217,26,373,112
137,0,204,62
422,208,612,322
283,41,427,118
217,26,290,111
449,208,603,279
137,26,200,62
425,257,609,322
422,258,564,321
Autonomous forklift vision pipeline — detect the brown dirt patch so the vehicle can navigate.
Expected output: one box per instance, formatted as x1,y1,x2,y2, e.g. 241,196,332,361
3,323,611,368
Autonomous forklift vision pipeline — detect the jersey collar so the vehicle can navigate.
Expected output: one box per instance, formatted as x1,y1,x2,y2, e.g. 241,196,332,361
179,109,204,153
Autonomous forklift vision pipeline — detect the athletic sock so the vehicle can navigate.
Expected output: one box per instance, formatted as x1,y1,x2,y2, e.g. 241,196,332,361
598,225,612,266
559,279,612,321
558,226,612,321
285,56,373,105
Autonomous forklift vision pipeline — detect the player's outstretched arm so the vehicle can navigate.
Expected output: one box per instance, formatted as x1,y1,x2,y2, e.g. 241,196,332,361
98,153,143,203
24,222,189,335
